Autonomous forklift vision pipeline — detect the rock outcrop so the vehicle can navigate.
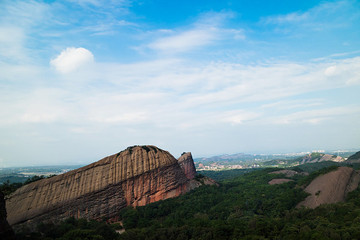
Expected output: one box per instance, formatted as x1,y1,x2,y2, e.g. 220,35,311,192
6,145,212,227
269,170,308,177
345,151,360,163
178,152,197,180
268,179,294,185
297,167,360,209
300,153,344,164
0,191,15,240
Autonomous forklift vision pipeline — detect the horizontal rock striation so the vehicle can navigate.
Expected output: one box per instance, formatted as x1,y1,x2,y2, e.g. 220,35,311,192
6,145,209,227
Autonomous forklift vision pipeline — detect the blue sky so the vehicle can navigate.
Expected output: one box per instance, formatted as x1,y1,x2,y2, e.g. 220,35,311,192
0,0,359,167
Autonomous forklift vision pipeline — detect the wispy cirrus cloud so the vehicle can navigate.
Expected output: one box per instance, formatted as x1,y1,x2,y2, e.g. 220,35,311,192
145,11,245,54
262,0,360,31
148,29,217,53
1,0,359,166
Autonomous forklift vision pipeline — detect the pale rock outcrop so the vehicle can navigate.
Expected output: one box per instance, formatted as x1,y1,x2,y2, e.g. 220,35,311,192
6,145,213,227
297,167,360,209
300,153,344,164
268,179,294,185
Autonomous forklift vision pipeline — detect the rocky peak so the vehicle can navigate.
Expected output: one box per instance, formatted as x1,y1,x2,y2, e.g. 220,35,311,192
178,152,197,180
6,145,214,228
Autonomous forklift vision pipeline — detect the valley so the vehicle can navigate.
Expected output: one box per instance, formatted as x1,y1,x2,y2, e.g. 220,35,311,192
1,147,360,239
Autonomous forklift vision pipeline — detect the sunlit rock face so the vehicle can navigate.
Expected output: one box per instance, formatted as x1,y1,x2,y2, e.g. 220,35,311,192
6,145,211,227
297,167,360,209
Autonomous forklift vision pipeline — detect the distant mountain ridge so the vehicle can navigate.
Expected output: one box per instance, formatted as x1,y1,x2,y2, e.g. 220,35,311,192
345,151,360,163
299,152,344,164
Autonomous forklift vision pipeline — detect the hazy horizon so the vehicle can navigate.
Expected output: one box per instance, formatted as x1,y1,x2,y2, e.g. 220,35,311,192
1,146,358,168
1,0,359,167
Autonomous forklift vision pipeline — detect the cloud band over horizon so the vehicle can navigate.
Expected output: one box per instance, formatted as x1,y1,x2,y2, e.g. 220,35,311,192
0,0,359,167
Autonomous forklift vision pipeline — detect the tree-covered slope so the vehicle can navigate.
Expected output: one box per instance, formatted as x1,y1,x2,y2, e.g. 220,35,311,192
14,166,360,240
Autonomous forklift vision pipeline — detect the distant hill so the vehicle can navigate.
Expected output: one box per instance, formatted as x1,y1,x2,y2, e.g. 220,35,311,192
298,152,344,164
195,151,348,170
261,152,344,168
346,151,360,163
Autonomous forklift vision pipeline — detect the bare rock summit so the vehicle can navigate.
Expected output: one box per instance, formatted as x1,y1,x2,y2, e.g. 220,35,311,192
297,167,360,209
6,145,214,227
178,152,197,180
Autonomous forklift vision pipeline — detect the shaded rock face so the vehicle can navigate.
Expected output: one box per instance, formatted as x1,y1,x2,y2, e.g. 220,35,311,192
297,167,360,209
0,191,15,240
346,151,360,163
178,152,197,180
6,145,207,227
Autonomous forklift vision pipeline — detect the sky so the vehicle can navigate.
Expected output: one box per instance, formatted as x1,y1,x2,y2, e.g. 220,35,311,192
0,0,359,167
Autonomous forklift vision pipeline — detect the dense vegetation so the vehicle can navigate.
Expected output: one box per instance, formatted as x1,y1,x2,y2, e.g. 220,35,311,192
347,151,360,161
198,169,257,181
16,217,122,240
9,161,360,239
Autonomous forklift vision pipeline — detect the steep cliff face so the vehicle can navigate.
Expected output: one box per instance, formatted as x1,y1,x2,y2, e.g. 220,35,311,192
178,152,197,180
297,167,360,209
0,191,15,240
6,145,207,227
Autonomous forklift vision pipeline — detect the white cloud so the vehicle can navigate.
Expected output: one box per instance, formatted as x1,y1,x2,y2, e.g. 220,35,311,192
264,11,309,25
148,29,217,53
50,47,94,73
0,0,49,27
261,99,324,110
222,110,261,125
2,55,356,129
1,54,360,166
268,106,360,125
0,26,27,62
262,0,359,31
324,66,337,76
146,11,244,54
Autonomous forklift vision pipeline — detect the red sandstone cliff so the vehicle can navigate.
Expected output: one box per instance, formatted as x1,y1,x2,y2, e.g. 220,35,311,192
6,145,212,227
178,152,197,180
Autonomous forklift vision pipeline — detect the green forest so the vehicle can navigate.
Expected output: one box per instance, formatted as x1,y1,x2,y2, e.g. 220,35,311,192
7,161,360,240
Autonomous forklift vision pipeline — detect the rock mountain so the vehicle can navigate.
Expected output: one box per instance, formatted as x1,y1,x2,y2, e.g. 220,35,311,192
297,167,360,208
6,145,214,227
